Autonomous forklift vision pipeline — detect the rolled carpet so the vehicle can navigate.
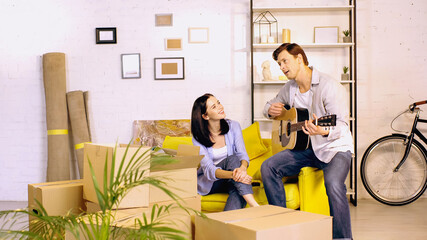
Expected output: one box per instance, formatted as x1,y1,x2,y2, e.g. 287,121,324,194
83,91,92,141
43,52,70,181
67,90,91,177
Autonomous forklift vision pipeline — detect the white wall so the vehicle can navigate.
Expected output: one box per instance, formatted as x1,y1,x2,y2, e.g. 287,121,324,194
356,0,427,198
1,0,427,201
0,0,251,201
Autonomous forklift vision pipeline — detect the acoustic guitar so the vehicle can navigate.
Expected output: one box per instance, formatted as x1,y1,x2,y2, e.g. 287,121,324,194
271,107,336,154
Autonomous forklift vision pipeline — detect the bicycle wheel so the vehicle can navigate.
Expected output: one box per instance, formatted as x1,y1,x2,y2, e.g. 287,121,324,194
361,134,427,205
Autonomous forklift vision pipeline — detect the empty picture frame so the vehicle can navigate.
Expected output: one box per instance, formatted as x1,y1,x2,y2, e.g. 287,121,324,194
314,26,339,43
165,38,182,51
155,14,173,26
154,57,184,80
188,28,209,43
96,27,117,44
121,53,141,79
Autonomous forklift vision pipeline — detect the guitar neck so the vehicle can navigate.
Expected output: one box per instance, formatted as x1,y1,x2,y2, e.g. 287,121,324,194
290,119,318,132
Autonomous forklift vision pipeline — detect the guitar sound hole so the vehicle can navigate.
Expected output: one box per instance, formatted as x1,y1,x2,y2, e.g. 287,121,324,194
286,122,291,136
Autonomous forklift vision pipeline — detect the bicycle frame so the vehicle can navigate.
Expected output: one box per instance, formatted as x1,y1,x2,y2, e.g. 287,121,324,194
394,109,427,172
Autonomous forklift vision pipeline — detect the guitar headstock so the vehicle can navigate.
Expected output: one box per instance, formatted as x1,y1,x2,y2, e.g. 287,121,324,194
316,114,337,127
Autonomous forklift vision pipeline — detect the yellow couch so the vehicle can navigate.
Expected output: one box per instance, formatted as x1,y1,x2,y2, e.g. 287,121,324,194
162,122,329,215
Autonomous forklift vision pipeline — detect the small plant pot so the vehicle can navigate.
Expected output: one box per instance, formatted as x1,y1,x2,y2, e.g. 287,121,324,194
341,74,350,80
343,36,352,43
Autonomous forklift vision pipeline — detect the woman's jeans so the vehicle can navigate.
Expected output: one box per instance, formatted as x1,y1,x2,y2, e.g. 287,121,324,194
208,155,253,211
261,148,352,240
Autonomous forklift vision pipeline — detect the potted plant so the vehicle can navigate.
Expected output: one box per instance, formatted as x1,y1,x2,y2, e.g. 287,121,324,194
0,143,200,240
341,66,350,81
342,30,351,43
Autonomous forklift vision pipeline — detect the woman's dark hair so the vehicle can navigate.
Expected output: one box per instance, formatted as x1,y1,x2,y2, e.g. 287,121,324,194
191,93,229,147
272,43,309,66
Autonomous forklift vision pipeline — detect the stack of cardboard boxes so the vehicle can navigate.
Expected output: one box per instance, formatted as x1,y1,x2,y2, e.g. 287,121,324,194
28,143,333,240
28,143,203,239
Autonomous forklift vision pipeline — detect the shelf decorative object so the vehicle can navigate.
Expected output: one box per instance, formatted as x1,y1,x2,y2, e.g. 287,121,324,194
314,26,339,43
341,66,350,80
342,30,351,43
253,11,278,44
282,29,291,43
261,60,273,81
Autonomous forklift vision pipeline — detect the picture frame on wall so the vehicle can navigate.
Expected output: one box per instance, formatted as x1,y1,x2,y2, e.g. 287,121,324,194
96,27,117,44
313,26,339,43
154,57,184,80
155,14,173,26
188,27,209,43
121,53,141,79
165,38,182,51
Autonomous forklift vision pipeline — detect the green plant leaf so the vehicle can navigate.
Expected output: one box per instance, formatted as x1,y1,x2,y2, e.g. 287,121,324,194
0,141,199,240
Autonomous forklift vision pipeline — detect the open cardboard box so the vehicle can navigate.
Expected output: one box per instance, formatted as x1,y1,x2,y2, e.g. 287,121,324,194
83,143,202,209
67,195,201,240
83,143,152,209
149,144,202,203
86,194,202,214
195,205,332,240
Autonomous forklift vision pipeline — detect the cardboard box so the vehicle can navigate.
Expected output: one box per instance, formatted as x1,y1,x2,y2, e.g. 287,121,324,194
28,179,85,238
28,179,85,216
195,205,332,240
83,143,202,209
67,195,201,240
149,145,202,203
85,195,202,214
83,143,152,209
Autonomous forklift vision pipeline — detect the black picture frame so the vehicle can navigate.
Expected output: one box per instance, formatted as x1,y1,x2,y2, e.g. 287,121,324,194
154,57,185,80
96,27,117,44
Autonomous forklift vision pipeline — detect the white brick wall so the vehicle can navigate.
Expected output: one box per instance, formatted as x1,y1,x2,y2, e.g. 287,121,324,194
1,0,427,201
0,0,251,201
357,0,427,198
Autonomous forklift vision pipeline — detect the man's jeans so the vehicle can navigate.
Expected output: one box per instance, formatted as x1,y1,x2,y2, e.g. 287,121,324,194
208,154,253,211
261,148,352,240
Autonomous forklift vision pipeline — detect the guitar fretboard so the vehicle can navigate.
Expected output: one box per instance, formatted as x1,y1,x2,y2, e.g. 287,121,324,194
290,119,318,132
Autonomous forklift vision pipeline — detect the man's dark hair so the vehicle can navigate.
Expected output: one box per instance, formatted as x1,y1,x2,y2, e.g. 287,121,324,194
272,43,309,66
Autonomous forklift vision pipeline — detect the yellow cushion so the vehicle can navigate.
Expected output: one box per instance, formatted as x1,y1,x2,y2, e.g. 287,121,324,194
246,147,272,180
162,122,268,160
242,122,269,160
201,183,300,213
298,167,330,216
162,136,193,150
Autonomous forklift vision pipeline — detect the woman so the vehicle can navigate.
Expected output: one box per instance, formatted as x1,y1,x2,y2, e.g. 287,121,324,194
191,93,259,211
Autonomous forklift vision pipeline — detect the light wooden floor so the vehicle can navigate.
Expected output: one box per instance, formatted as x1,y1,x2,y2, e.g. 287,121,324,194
1,199,427,239
350,198,427,240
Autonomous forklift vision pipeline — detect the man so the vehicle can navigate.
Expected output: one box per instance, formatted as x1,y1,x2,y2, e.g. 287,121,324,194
260,43,354,240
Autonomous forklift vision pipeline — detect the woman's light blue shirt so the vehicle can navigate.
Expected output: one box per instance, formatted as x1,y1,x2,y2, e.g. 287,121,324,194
192,119,249,195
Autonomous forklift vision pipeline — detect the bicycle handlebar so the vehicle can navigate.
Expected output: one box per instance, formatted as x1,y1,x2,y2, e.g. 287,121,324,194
409,100,427,111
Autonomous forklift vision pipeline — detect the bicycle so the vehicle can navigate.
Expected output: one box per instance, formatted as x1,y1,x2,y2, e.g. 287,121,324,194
360,100,427,206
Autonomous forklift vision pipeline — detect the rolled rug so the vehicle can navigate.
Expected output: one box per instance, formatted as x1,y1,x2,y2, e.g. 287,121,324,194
67,90,91,177
43,52,70,181
83,91,92,141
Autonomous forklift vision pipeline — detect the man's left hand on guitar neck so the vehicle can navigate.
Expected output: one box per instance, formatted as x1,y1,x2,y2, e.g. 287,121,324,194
302,113,330,137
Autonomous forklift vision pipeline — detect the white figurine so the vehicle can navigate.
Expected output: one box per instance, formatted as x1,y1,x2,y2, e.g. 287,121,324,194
261,60,272,81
